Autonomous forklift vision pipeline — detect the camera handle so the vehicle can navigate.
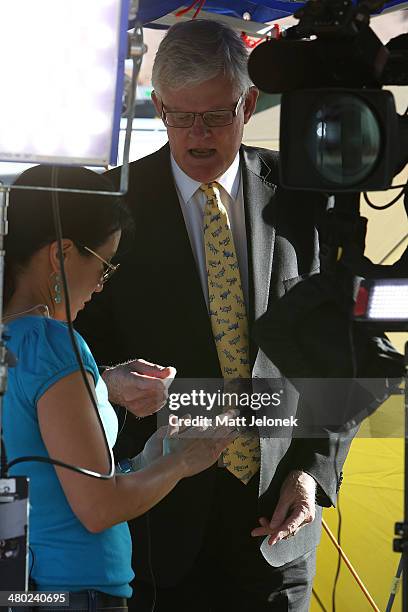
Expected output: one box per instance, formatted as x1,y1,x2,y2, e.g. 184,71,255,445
318,192,365,274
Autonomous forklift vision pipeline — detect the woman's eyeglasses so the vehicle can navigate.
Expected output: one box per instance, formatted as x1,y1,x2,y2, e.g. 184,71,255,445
82,246,120,284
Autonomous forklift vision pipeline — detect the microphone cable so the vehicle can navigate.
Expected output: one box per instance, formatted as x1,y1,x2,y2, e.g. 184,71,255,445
6,167,114,480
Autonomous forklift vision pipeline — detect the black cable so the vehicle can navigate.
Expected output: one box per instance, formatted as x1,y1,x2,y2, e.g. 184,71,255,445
363,187,405,210
50,167,114,478
117,407,128,438
28,546,35,582
7,168,114,479
331,319,357,611
7,454,113,477
146,512,157,612
313,587,329,611
378,233,408,264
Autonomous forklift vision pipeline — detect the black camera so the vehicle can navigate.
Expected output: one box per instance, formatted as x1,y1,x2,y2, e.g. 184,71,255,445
248,0,408,192
247,0,408,430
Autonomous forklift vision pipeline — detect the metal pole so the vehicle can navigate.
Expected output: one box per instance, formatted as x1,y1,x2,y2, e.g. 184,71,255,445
119,19,146,195
0,187,9,478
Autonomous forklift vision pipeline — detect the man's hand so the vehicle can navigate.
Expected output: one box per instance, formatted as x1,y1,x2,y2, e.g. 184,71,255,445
251,470,316,545
102,359,176,417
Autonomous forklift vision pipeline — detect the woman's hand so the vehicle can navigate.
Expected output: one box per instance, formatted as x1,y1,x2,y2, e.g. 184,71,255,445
140,425,168,466
164,411,239,477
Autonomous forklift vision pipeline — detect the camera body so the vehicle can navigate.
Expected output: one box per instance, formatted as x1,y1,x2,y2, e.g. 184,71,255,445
248,0,408,192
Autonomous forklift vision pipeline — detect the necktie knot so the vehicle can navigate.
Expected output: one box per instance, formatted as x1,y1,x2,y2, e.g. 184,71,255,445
200,182,221,202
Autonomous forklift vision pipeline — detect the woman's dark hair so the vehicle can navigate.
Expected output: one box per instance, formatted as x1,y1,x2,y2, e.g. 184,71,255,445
5,164,132,305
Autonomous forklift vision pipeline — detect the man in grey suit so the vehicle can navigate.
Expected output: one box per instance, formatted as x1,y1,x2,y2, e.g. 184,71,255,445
76,19,352,611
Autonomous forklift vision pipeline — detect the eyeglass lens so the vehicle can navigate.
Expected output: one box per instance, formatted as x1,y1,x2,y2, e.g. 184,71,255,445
164,110,234,128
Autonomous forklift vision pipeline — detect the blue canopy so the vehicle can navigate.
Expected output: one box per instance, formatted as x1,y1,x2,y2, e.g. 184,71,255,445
137,0,407,25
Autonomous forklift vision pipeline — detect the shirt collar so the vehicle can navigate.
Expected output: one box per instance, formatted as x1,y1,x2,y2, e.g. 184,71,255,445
171,152,241,204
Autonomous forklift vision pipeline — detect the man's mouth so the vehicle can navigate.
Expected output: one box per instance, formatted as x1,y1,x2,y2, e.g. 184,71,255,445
189,148,216,158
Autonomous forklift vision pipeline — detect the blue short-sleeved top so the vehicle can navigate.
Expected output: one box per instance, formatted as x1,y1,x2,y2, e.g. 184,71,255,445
3,316,134,597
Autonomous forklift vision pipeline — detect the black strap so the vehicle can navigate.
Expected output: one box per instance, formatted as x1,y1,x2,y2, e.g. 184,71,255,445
88,590,97,612
1,435,8,477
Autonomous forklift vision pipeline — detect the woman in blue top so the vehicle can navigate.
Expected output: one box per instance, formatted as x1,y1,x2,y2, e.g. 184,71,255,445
2,165,236,611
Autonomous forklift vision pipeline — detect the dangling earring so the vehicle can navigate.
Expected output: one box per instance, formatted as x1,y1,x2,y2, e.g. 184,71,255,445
53,273,62,304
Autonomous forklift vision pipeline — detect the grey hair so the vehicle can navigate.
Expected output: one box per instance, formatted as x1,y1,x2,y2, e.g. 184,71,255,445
152,20,253,96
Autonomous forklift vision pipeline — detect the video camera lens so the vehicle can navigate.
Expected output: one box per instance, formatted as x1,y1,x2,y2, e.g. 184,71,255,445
307,94,381,188
279,88,398,192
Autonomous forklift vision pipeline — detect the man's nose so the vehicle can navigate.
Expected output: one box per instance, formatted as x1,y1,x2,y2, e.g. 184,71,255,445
189,114,210,136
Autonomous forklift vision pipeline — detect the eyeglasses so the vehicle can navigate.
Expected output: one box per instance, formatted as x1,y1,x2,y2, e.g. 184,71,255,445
82,245,120,285
161,94,245,128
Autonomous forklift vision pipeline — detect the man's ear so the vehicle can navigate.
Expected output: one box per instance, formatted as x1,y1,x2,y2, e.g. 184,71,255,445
151,91,162,118
48,239,75,272
243,87,259,124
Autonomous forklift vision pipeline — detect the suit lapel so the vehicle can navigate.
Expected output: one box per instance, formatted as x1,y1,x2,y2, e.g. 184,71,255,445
134,144,220,374
240,146,277,364
141,145,199,271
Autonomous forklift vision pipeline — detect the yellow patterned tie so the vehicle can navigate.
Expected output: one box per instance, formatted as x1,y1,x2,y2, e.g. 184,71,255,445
201,182,260,484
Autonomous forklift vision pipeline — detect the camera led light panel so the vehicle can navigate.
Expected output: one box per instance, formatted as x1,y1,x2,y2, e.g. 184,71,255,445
367,281,408,320
0,0,128,166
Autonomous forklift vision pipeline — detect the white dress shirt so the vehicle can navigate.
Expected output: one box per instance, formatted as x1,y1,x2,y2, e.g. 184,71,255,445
171,153,249,310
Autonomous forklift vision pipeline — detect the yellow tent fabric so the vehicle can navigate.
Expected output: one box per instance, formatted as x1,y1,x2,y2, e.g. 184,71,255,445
311,396,404,611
